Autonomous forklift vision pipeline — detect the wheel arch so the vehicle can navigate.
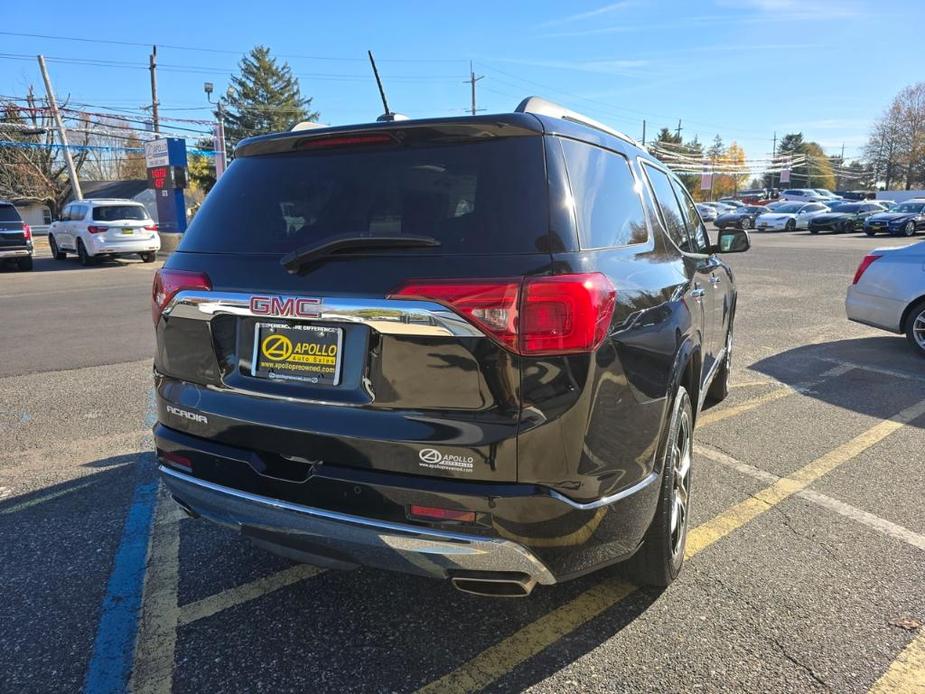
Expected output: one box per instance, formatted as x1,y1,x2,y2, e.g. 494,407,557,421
900,294,925,333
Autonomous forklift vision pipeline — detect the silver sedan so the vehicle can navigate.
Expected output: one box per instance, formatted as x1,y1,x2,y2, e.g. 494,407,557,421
846,241,925,355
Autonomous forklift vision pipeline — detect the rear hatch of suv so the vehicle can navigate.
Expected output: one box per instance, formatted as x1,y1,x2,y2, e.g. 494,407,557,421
89,204,156,242
155,118,561,484
0,203,27,251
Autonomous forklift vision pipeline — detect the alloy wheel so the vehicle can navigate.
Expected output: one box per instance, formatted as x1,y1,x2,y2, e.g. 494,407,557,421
669,410,692,559
905,221,916,237
914,310,925,351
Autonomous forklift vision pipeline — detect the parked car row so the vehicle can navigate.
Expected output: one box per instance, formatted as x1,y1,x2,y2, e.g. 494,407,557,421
48,199,161,265
697,196,922,237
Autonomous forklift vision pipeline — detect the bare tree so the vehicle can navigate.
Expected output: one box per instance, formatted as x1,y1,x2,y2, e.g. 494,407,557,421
865,102,904,190
895,82,925,189
0,87,89,215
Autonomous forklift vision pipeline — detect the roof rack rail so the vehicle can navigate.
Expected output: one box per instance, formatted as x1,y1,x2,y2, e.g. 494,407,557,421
515,96,639,147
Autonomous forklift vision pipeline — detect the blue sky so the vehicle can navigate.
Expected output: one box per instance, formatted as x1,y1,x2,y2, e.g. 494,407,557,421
2,0,922,167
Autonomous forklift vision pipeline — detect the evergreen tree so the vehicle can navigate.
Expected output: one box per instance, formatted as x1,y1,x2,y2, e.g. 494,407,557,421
222,46,318,148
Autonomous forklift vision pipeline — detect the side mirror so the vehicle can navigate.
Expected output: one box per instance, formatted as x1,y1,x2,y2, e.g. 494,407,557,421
714,228,751,254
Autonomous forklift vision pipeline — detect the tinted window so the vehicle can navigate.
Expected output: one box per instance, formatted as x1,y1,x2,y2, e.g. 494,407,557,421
181,137,547,255
559,139,648,249
642,163,693,253
70,205,85,221
671,179,710,253
93,205,148,221
0,204,22,222
895,202,925,213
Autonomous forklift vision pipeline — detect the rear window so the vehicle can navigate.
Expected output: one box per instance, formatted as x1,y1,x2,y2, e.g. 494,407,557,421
181,137,547,255
0,204,22,222
92,205,148,221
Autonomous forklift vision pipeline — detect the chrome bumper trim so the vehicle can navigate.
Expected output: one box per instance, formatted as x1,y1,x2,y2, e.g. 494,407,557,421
164,290,487,338
0,249,30,258
160,466,556,584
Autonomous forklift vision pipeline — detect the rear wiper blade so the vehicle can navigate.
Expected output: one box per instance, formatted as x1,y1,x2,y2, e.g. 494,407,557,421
280,234,441,274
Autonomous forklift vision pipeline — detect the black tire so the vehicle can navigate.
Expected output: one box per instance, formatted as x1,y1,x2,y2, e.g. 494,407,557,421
906,300,925,357
739,217,751,230
810,228,819,235
865,229,876,237
140,251,157,263
707,328,732,404
903,221,916,237
785,219,796,232
49,235,66,260
624,386,693,587
17,256,33,272
77,239,93,266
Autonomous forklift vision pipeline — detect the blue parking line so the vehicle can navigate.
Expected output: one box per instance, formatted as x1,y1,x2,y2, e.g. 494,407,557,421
83,480,159,694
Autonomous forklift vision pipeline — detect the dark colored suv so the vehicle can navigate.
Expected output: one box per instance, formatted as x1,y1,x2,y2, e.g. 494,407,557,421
153,98,749,597
0,201,33,271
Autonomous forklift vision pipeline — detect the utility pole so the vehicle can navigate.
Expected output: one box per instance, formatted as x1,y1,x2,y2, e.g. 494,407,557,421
204,82,226,180
709,155,716,201
641,119,646,147
771,131,777,192
37,54,82,201
149,45,160,134
464,61,484,116
675,119,682,141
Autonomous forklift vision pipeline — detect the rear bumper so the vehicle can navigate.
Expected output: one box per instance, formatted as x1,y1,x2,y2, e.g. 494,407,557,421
845,285,903,333
88,235,161,255
161,465,557,584
154,422,661,583
0,248,31,258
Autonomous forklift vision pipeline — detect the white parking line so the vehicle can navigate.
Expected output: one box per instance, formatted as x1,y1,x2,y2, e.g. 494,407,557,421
816,357,925,385
695,444,925,552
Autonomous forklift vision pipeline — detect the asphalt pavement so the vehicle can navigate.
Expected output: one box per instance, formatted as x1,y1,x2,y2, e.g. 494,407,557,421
0,230,923,693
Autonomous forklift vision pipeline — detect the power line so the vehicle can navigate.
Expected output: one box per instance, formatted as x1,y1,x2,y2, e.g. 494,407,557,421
0,32,468,63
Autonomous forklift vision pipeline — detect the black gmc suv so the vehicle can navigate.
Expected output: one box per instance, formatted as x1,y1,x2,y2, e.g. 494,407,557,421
153,98,749,597
0,201,33,271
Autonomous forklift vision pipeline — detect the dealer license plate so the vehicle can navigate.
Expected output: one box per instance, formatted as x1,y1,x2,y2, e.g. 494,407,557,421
251,323,343,386
121,228,134,235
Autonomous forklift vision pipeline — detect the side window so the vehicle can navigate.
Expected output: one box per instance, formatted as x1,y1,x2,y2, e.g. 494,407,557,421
641,163,693,253
59,204,71,221
69,205,81,221
671,179,710,253
559,139,648,248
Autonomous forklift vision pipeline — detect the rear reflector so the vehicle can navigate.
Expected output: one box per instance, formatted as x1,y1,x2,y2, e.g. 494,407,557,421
852,254,881,284
391,273,616,356
161,451,192,470
409,505,477,523
87,225,108,234
23,224,32,241
152,269,211,324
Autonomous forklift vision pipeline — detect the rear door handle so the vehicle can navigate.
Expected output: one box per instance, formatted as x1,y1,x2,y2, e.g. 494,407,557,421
690,288,705,298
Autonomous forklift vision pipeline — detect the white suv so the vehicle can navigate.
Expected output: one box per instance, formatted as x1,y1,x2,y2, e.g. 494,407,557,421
49,199,161,266
780,189,826,203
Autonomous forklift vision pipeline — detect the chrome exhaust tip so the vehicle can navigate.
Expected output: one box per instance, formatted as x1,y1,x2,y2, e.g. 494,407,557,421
450,572,537,598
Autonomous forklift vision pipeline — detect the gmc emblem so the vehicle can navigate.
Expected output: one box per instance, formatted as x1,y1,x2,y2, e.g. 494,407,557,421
250,296,322,318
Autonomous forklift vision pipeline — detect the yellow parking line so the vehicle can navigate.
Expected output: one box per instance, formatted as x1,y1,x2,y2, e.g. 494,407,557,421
417,396,925,694
417,579,635,694
698,363,852,428
129,489,181,694
177,564,323,627
869,631,925,694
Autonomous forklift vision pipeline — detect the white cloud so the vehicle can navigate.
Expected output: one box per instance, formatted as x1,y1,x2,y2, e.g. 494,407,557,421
535,2,636,29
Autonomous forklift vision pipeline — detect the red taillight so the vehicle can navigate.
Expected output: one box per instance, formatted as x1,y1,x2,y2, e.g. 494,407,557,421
22,224,31,241
87,225,108,234
852,254,881,284
390,273,616,356
296,133,394,150
409,505,476,523
144,223,159,231
152,269,211,324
